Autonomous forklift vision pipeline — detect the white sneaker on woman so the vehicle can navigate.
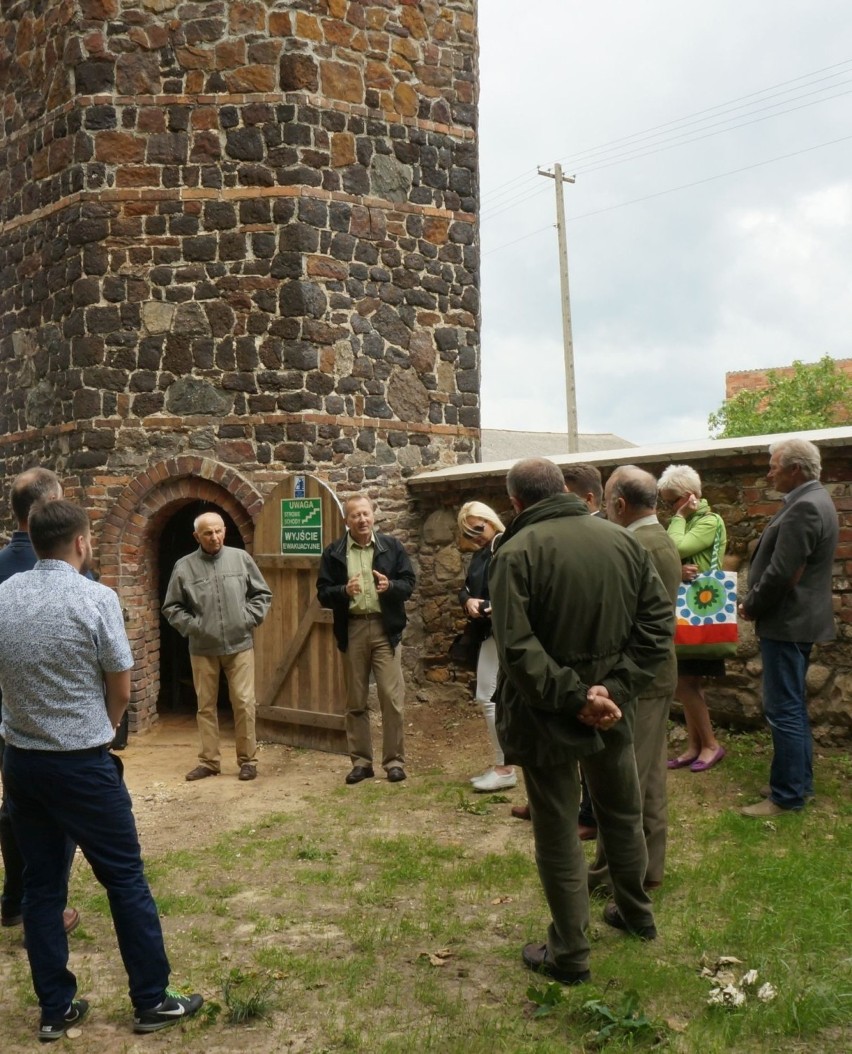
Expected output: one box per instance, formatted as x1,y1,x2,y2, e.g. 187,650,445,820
469,769,492,784
472,770,517,792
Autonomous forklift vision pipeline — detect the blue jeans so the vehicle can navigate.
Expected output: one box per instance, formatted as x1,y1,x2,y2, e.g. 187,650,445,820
3,745,170,1018
759,638,813,810
0,732,25,920
0,732,75,923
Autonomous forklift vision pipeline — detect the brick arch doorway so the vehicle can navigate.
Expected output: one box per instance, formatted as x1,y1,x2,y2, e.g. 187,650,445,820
98,458,263,734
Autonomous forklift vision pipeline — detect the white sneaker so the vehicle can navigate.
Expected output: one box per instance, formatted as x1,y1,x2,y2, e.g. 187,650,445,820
472,770,517,792
469,769,492,784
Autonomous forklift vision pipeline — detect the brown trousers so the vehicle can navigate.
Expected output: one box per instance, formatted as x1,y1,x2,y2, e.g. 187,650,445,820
343,615,405,770
190,649,258,772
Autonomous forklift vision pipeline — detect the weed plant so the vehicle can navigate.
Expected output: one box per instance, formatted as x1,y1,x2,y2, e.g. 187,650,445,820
222,966,277,1024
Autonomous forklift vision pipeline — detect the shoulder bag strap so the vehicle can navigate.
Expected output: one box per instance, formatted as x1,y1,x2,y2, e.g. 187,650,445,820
708,516,724,573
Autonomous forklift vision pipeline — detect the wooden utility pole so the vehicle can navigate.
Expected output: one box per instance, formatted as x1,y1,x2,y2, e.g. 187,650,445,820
538,163,578,452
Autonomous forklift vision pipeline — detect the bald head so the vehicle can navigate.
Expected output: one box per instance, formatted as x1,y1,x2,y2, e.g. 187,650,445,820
11,468,62,529
193,512,226,556
605,466,659,527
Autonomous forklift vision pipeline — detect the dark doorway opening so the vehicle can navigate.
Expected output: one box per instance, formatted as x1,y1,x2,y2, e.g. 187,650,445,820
157,502,246,714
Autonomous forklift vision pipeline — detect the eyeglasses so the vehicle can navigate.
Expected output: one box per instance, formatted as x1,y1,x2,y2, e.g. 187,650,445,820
461,522,487,539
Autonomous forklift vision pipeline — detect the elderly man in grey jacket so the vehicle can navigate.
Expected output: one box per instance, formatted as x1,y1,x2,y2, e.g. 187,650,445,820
738,438,838,816
163,512,272,782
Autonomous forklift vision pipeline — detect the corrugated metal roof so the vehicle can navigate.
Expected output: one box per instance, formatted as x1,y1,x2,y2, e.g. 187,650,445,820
480,429,634,462
409,425,852,487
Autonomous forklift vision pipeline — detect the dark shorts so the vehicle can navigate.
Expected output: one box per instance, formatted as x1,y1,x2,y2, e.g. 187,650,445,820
678,658,726,678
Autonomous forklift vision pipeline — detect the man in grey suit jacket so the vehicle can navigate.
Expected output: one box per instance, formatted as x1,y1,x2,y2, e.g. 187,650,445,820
739,438,838,816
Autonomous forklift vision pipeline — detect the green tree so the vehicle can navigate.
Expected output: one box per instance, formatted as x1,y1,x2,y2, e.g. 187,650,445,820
708,356,851,438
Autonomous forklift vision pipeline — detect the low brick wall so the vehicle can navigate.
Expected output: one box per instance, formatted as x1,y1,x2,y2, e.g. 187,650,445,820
406,430,852,744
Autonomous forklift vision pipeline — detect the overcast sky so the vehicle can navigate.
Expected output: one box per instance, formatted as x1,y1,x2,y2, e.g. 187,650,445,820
477,1,852,446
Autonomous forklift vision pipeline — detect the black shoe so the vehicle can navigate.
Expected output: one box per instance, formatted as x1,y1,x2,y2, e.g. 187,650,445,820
133,989,204,1033
39,999,89,1042
345,765,375,785
1,912,23,928
386,766,406,783
185,765,219,782
603,902,657,941
522,943,590,985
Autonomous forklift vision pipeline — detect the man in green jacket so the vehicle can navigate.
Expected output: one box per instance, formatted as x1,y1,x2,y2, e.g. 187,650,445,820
588,465,680,894
489,458,674,985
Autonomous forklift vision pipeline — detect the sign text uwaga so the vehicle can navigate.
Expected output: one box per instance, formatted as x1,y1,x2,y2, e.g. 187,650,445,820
280,499,323,556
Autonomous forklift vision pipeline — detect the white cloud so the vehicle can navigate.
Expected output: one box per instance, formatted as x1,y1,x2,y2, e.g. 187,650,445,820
478,2,852,447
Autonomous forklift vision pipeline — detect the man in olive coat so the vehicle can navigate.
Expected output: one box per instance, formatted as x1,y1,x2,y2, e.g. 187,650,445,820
588,466,680,893
489,458,673,985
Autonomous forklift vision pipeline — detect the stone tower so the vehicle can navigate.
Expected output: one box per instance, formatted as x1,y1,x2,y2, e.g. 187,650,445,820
0,0,479,729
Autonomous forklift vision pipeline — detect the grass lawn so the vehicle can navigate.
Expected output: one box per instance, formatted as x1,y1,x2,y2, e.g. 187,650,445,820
0,726,849,1052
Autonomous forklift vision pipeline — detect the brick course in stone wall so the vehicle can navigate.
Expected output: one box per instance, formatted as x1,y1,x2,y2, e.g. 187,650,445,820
0,0,480,481
1,2,480,458
0,0,480,729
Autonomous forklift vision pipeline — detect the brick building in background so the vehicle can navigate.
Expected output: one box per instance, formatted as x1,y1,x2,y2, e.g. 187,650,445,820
726,358,852,422
0,0,479,731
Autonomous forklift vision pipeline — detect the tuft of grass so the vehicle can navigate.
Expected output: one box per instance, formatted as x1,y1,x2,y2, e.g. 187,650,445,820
295,837,337,861
221,966,277,1025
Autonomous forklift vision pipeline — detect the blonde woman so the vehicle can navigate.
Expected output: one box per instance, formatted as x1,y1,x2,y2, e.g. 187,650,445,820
658,465,727,772
457,501,516,792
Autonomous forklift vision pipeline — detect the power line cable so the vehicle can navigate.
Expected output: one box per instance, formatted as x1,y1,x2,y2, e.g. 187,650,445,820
481,78,852,223
480,56,852,212
573,80,852,176
567,132,852,222
557,58,852,169
481,182,551,223
481,223,554,258
480,168,542,206
482,132,852,256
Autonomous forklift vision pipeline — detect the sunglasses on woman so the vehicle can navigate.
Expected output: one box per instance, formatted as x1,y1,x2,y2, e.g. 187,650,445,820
461,522,487,539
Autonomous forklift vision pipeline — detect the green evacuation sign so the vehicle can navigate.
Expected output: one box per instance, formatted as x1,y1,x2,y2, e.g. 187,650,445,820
280,498,323,556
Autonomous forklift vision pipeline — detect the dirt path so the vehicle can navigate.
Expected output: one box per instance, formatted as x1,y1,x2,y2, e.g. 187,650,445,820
125,699,487,855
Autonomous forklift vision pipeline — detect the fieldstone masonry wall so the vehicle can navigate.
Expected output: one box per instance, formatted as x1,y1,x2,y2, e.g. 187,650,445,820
409,443,852,744
0,0,479,728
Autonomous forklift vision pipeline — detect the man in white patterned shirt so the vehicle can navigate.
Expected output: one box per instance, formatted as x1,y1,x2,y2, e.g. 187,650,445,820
0,499,202,1041
0,467,79,936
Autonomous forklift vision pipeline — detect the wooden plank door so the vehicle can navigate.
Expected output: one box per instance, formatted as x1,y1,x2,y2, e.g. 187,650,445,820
252,473,347,752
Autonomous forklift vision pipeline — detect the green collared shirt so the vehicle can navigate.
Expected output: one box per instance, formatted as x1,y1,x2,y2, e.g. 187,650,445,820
346,532,381,615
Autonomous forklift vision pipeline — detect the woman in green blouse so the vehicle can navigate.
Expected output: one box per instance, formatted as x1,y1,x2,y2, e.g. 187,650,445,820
658,465,727,773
